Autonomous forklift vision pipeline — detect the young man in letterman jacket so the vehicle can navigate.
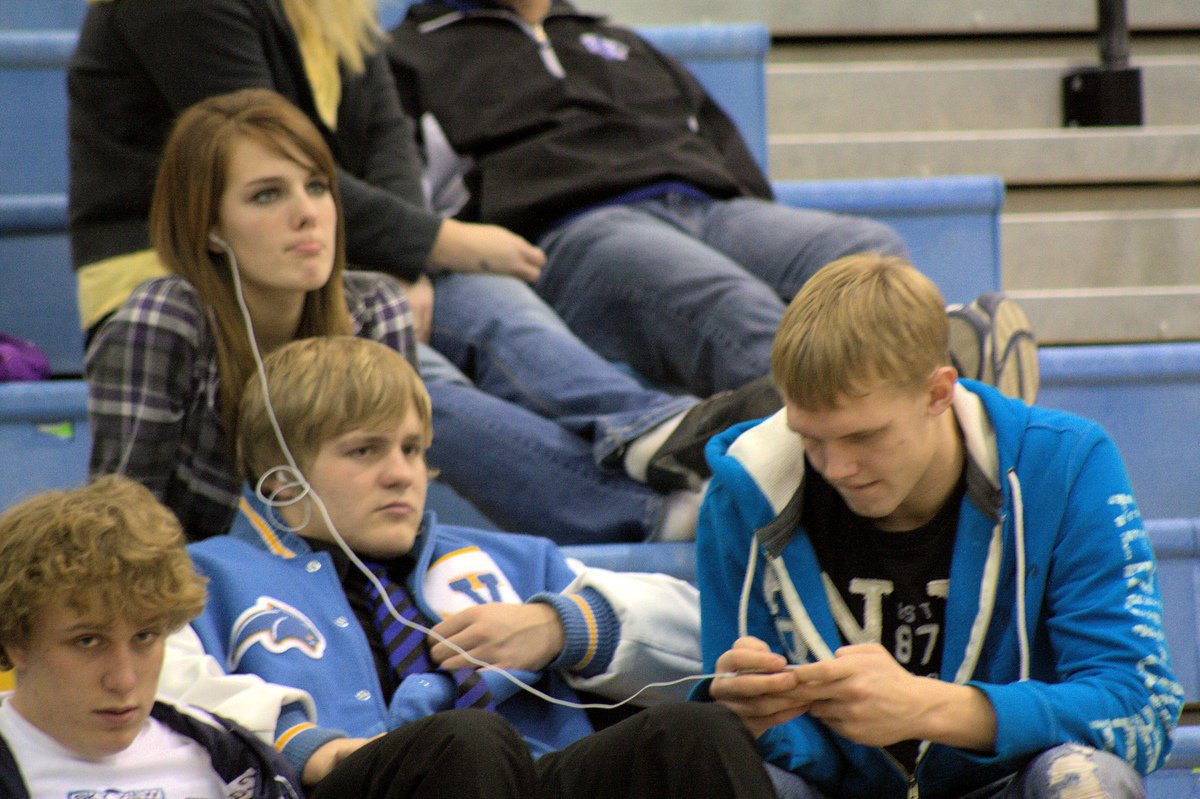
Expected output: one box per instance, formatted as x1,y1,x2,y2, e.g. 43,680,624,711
176,335,776,799
696,254,1181,798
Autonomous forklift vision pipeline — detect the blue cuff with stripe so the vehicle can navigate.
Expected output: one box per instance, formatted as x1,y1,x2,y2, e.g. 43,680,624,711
274,700,349,774
529,587,620,678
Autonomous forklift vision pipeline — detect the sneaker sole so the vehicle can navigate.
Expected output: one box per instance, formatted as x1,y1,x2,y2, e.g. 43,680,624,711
978,294,1040,404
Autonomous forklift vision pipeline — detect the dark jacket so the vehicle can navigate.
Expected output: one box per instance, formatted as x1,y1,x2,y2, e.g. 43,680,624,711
69,0,438,280
0,697,303,799
388,0,772,240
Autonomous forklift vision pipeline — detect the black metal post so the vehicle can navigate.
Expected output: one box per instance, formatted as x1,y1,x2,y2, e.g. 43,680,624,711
1097,0,1131,69
1062,0,1143,126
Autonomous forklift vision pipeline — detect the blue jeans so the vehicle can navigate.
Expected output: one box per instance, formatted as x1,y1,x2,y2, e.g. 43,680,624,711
767,744,1146,799
420,272,696,545
537,193,906,396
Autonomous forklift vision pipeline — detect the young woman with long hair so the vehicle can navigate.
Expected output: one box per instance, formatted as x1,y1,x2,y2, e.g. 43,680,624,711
86,88,762,542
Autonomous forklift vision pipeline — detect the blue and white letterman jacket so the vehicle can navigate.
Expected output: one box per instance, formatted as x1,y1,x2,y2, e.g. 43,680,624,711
695,380,1182,799
187,489,700,770
0,695,302,799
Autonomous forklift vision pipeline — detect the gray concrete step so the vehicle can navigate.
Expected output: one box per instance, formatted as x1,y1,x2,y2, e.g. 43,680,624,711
1002,208,1200,289
767,56,1200,133
1006,287,1200,345
768,126,1200,185
590,0,1200,36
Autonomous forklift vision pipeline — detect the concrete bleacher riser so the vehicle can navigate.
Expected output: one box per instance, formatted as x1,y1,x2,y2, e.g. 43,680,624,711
589,0,1200,37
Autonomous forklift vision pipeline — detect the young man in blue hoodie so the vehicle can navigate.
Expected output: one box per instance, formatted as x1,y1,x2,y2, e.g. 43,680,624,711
697,254,1181,798
183,334,775,798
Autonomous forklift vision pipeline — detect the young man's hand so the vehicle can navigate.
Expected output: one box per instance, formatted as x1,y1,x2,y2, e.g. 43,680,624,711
303,737,374,785
788,643,997,750
428,218,546,283
710,637,810,738
428,602,564,672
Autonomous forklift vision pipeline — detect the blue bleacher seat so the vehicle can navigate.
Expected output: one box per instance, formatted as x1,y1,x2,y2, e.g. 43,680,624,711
0,379,89,511
1040,342,1200,520
775,175,1003,304
0,195,82,376
0,0,87,30
0,30,73,195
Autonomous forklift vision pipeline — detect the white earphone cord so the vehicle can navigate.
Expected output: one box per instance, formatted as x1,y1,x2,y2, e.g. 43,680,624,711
220,243,731,712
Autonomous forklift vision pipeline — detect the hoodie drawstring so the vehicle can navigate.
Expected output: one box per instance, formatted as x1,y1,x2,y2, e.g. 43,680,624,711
1007,469,1030,681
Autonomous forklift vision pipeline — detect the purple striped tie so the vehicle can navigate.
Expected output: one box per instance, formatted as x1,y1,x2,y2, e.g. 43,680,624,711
363,562,494,711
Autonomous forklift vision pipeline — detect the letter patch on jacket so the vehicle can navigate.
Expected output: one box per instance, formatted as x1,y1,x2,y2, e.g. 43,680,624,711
424,546,521,616
579,33,629,61
228,596,326,669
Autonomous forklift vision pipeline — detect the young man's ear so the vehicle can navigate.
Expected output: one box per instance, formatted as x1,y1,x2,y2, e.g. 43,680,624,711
926,365,958,416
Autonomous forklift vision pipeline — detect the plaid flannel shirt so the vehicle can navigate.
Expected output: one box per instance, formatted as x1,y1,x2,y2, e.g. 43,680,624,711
86,271,415,539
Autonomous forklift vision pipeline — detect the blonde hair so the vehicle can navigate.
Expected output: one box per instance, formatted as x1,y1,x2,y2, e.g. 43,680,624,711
280,0,382,74
0,476,207,670
772,254,949,409
238,336,433,481
150,88,353,453
87,0,381,74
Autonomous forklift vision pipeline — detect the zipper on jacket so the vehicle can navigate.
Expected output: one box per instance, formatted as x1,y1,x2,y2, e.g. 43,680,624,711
529,22,566,77
882,746,922,798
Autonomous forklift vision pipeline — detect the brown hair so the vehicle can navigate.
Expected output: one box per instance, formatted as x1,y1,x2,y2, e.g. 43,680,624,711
772,253,949,409
0,476,207,670
149,88,353,450
238,336,433,481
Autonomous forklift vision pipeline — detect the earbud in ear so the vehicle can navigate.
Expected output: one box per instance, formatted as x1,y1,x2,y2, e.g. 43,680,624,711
208,232,228,249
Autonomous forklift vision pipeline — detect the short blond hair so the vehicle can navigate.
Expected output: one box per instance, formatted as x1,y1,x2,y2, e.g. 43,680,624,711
238,336,433,481
772,254,949,409
0,476,207,669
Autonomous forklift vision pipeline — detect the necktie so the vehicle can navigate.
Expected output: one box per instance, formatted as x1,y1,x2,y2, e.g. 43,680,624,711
362,562,494,711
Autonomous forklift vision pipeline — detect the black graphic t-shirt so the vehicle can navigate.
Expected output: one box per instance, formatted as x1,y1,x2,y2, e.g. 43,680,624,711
802,463,966,773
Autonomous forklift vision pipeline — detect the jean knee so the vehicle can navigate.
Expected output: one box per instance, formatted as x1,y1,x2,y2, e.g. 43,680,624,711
1023,743,1145,799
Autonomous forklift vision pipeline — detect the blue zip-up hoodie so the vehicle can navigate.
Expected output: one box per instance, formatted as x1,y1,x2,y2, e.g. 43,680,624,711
695,380,1182,798
188,489,621,769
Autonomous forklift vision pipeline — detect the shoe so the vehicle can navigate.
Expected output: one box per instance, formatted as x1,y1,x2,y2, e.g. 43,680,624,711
645,375,782,492
948,293,1039,404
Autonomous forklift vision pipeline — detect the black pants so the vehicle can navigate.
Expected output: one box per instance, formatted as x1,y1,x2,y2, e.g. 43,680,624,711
535,702,776,798
310,703,775,799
